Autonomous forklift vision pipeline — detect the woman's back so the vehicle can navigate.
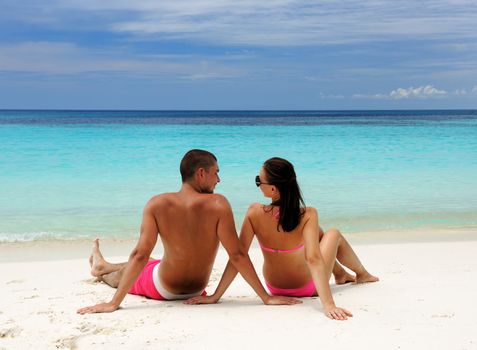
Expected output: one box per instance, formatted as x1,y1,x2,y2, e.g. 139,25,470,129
248,203,315,289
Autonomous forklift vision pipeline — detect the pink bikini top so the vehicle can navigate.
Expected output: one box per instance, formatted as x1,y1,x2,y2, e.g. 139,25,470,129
259,206,305,253
259,241,305,254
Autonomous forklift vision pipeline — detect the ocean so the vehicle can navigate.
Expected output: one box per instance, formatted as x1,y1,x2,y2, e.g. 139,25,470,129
1,110,476,242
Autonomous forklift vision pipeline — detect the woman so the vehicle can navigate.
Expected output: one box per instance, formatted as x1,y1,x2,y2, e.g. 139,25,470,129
186,157,378,320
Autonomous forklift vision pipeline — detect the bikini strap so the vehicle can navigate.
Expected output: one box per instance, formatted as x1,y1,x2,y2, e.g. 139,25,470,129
259,241,305,254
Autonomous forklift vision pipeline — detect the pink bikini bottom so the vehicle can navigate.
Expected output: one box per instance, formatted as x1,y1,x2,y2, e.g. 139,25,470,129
265,279,317,297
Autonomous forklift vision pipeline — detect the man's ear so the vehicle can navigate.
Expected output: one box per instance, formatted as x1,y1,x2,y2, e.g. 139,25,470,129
196,167,205,179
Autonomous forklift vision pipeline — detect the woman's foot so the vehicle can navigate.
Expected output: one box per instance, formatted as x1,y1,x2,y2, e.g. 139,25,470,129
334,271,356,285
355,270,379,284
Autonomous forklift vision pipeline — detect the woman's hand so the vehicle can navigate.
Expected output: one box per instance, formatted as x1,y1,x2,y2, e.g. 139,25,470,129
77,301,119,314
324,305,353,320
184,295,220,305
264,295,303,305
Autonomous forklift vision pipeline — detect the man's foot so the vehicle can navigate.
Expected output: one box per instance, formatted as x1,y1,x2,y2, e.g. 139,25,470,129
355,271,379,284
90,239,108,277
334,271,356,285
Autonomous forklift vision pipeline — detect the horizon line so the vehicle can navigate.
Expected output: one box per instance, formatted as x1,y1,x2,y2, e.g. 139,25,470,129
1,108,476,112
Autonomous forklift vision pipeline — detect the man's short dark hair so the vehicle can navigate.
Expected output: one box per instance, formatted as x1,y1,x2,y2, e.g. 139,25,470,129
180,149,217,182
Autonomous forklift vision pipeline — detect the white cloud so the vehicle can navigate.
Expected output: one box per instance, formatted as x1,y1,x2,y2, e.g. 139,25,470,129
352,93,388,99
454,86,477,96
454,88,468,96
319,92,344,99
435,43,477,52
0,42,245,78
4,1,477,46
389,85,447,99
353,85,477,100
304,76,321,82
354,85,448,99
110,1,477,46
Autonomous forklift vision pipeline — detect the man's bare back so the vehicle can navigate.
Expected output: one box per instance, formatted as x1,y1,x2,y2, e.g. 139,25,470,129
151,190,225,294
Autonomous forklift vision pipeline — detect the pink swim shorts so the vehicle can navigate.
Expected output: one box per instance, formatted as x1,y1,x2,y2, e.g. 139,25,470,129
128,259,207,301
129,259,165,300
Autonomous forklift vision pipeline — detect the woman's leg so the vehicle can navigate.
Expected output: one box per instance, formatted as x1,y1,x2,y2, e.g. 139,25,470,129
319,228,378,283
319,227,355,284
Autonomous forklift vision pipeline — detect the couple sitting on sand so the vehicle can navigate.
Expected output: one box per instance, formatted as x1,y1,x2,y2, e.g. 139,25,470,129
77,149,378,320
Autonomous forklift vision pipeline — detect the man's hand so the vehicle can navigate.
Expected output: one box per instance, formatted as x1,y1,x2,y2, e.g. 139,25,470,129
264,295,302,305
77,301,119,315
324,305,353,320
183,295,219,305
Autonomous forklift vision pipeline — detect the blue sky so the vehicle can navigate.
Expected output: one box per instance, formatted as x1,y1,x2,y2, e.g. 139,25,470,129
0,0,476,109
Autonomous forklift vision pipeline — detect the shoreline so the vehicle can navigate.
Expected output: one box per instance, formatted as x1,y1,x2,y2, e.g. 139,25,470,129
1,226,476,263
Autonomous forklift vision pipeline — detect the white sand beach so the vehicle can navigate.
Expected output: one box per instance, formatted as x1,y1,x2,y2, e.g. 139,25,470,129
1,229,476,350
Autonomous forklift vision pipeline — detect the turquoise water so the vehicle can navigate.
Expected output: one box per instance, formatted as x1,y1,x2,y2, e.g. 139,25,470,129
1,110,477,242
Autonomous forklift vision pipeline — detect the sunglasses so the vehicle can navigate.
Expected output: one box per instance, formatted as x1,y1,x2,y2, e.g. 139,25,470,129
255,175,271,187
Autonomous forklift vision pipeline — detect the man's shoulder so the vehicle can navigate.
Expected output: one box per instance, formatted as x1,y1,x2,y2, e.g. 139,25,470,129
155,192,177,200
145,193,176,208
200,193,229,208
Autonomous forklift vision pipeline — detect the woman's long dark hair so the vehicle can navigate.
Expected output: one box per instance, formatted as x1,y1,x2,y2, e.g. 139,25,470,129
263,157,306,232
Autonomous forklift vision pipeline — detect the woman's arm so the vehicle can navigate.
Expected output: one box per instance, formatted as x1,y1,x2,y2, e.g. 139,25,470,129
185,204,300,305
302,208,352,320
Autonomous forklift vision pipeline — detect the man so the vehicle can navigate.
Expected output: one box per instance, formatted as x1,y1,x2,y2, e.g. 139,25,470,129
78,149,300,314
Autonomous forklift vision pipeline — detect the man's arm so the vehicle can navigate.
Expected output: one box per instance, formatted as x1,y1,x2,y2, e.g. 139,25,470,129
77,199,159,314
211,210,255,300
186,205,256,304
207,196,300,305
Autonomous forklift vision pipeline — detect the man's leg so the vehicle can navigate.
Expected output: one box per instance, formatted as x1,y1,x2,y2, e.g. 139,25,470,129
89,239,128,277
97,268,126,288
89,239,156,289
89,239,129,288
